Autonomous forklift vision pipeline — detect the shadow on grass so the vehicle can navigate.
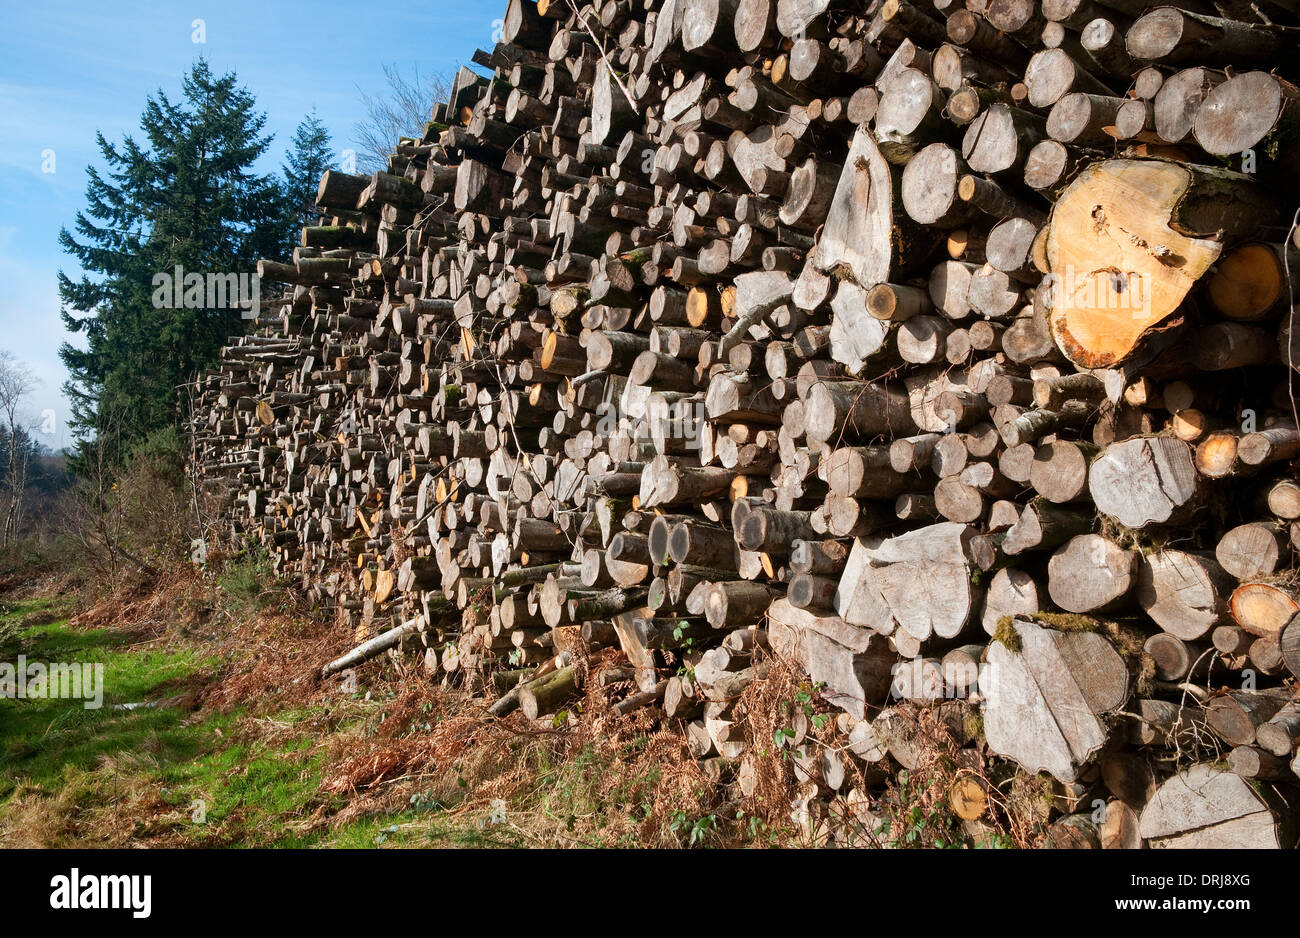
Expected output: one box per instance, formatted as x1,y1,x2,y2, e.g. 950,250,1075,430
0,599,339,845
1,598,603,848
0,601,209,795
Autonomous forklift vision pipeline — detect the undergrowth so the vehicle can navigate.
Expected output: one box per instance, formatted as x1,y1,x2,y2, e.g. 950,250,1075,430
1,555,1057,849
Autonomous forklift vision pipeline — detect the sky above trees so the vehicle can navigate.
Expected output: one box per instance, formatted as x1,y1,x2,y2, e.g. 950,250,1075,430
0,0,500,444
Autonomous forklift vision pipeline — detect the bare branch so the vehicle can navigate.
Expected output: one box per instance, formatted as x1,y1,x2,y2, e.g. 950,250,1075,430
353,64,453,173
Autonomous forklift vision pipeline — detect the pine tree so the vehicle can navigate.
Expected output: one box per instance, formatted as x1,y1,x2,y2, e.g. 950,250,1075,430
58,60,287,461
282,109,335,248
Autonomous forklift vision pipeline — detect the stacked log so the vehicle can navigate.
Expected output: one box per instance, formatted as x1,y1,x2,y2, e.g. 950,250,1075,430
189,0,1300,846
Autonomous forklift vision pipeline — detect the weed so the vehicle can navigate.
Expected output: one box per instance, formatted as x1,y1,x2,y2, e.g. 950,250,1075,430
668,809,719,847
216,539,281,616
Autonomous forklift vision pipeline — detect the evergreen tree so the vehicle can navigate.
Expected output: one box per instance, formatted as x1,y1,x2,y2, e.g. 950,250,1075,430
58,60,286,462
282,109,335,247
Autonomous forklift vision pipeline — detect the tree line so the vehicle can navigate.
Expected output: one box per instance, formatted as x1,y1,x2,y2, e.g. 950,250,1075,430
0,58,446,560
55,59,450,471
57,60,334,467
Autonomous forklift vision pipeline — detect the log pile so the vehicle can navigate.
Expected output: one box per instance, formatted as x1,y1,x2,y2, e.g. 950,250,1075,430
189,0,1300,846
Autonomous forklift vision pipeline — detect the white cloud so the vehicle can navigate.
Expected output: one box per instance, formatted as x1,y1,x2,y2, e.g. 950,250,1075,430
0,226,75,437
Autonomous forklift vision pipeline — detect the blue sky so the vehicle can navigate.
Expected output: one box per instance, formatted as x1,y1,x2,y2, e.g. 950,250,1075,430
0,0,501,449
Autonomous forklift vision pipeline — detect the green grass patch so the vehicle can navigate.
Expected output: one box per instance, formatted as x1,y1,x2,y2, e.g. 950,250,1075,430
0,602,212,798
0,597,690,848
0,599,490,847
151,707,337,846
289,806,528,849
0,598,338,846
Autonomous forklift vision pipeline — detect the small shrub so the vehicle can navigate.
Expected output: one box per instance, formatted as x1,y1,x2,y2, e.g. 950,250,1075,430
216,540,279,616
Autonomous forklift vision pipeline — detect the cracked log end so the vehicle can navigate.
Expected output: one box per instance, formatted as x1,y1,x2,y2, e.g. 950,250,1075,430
1045,159,1225,369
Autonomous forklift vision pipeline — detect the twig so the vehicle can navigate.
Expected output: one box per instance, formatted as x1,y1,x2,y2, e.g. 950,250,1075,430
566,0,639,115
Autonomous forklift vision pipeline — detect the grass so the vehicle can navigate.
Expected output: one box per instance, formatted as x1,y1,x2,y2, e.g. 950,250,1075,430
0,598,352,846
0,599,210,797
294,806,529,848
149,708,335,846
214,541,284,618
0,594,622,848
0,583,1029,849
